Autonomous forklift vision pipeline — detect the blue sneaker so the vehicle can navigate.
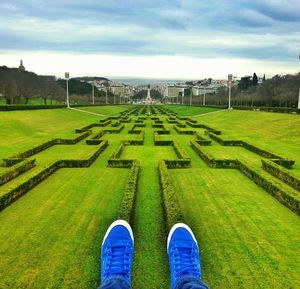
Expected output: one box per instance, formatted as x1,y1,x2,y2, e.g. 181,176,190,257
167,223,202,289
101,220,134,286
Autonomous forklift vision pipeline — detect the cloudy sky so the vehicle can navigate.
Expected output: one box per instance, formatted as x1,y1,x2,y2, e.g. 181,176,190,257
0,0,299,79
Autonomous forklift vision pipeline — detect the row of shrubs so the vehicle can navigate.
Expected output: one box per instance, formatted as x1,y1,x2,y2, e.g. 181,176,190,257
186,121,222,136
195,132,212,146
191,140,299,215
158,160,184,231
2,131,91,167
153,132,173,146
104,124,125,134
0,159,36,186
173,124,195,135
118,160,140,223
173,141,191,160
262,159,300,192
0,140,109,211
208,133,294,168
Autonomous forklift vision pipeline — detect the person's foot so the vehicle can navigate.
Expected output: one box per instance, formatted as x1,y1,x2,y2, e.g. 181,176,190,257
167,223,202,289
101,220,134,286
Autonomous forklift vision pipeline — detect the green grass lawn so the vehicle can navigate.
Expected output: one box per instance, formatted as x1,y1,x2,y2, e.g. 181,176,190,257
78,105,135,116
197,109,300,175
0,105,299,289
164,105,220,116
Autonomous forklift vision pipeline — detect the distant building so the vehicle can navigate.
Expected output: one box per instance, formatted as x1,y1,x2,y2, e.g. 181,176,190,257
18,60,25,71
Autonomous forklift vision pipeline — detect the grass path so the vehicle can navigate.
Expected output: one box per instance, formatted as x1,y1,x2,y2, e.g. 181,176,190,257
122,122,172,288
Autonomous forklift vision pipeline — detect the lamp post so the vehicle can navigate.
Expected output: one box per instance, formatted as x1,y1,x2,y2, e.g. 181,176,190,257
182,88,184,105
65,72,70,108
228,74,233,109
189,87,192,106
105,87,108,105
92,81,95,105
203,87,206,106
298,53,300,109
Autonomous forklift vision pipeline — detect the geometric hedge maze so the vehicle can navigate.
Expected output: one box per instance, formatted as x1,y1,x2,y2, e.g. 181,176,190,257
0,105,299,230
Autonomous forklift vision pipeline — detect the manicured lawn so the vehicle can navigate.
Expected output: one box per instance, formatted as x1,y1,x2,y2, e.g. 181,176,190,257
0,105,299,289
78,105,135,116
197,109,300,175
164,105,220,116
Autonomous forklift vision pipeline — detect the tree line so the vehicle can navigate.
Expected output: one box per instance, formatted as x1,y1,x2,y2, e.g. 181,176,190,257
190,73,300,107
0,66,114,105
0,66,65,104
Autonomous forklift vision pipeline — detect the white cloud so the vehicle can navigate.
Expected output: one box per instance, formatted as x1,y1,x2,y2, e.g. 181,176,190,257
0,51,298,79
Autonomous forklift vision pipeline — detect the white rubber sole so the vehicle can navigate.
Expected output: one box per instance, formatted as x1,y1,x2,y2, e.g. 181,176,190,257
167,223,198,252
102,220,134,246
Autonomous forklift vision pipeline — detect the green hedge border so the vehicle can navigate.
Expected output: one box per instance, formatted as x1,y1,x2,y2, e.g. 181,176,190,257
0,141,108,211
191,140,300,215
158,160,184,231
0,159,36,186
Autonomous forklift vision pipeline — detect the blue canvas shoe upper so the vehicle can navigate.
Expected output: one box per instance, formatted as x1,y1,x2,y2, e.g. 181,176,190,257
168,224,202,289
101,220,134,286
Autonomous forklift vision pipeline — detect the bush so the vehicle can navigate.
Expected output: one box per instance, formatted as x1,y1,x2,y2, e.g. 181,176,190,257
158,160,184,231
0,141,108,211
262,160,300,191
0,105,66,111
104,124,125,133
164,159,191,168
118,160,140,222
173,125,195,135
238,160,299,215
0,159,36,185
173,141,190,160
154,132,173,146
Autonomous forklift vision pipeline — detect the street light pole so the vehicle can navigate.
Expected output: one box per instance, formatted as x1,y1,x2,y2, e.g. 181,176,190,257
65,72,70,108
92,81,95,105
203,87,206,106
228,74,233,109
105,87,108,105
298,53,300,109
189,88,192,106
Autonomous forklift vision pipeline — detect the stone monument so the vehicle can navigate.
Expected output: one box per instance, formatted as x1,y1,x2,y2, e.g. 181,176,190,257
145,84,152,104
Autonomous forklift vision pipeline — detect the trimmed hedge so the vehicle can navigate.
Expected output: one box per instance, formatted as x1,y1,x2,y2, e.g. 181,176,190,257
173,141,190,160
158,160,184,231
262,159,300,191
164,159,191,168
86,139,102,145
0,159,36,185
118,160,140,222
104,124,125,134
208,133,242,146
9,131,91,162
233,106,300,114
0,104,66,111
191,140,299,215
154,132,173,146
1,158,24,167
173,125,195,135
191,140,238,168
0,141,108,211
208,133,294,167
195,132,211,146
238,160,300,216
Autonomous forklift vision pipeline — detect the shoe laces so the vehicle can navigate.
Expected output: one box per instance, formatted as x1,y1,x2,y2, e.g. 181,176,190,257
104,244,131,279
173,245,200,279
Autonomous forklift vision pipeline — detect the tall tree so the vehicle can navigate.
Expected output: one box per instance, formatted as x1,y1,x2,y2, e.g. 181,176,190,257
253,73,258,86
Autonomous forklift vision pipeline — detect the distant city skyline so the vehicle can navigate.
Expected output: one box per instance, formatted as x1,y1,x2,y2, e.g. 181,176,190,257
0,1,299,79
